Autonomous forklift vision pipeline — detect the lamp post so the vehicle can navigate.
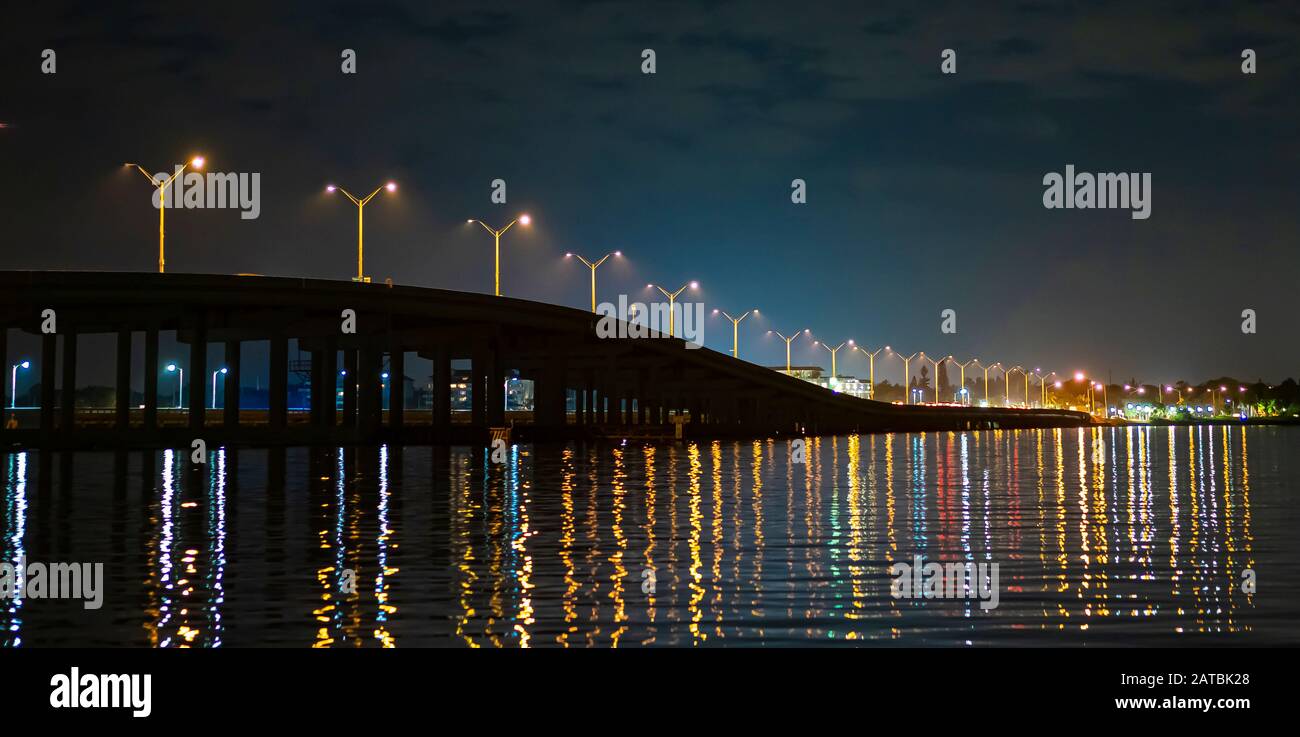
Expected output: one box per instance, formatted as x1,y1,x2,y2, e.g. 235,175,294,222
327,181,397,283
814,339,854,380
211,367,228,409
10,360,30,408
770,328,810,373
1003,366,1027,408
566,251,620,313
889,349,920,405
469,215,532,296
1033,370,1057,407
712,308,756,358
981,362,1004,407
955,358,978,406
647,282,698,338
125,155,206,273
856,346,885,399
920,353,949,404
166,363,184,409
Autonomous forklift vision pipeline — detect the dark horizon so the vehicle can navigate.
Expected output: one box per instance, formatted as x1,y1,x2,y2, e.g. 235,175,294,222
2,0,1297,384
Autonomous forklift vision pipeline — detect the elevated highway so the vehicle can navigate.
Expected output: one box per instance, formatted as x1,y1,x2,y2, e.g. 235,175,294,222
0,271,1091,448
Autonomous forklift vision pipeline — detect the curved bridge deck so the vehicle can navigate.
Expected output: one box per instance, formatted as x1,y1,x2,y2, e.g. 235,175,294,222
0,271,1090,449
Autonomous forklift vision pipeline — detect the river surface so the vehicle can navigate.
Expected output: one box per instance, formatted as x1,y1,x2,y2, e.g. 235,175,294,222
2,425,1297,647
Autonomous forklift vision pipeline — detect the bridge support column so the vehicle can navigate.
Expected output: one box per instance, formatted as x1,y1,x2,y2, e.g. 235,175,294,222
342,348,358,428
532,365,562,429
115,330,131,431
224,340,241,428
187,323,206,432
308,345,323,427
575,384,586,426
430,344,450,435
39,333,55,439
269,335,287,430
389,346,404,429
60,328,77,434
143,328,159,431
485,348,504,427
471,346,487,427
321,339,337,428
0,328,6,430
357,345,381,437
636,370,648,425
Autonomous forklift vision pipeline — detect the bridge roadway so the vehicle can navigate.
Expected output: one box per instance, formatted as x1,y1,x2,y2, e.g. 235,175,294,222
0,271,1090,449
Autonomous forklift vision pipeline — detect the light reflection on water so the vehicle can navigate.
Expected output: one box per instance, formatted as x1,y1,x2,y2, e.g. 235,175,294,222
1,425,1295,647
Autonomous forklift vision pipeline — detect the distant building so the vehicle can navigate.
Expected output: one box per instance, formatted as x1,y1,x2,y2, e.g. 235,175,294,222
767,365,825,380
767,365,871,399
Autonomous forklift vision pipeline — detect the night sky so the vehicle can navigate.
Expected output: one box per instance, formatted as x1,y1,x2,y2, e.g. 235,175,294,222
2,1,1297,385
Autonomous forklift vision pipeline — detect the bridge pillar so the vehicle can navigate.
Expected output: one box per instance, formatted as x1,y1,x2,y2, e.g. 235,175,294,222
575,383,586,425
143,328,159,431
342,348,358,428
636,369,648,425
0,327,6,430
224,339,241,428
321,339,337,428
269,335,287,430
357,344,382,436
115,330,131,431
534,359,567,429
485,348,504,427
430,344,450,434
389,346,404,429
60,328,77,434
582,375,594,425
308,345,323,427
187,323,206,432
40,332,55,438
471,346,487,427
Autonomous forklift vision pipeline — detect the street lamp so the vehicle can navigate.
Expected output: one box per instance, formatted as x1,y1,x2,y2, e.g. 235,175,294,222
566,251,621,313
211,367,228,409
647,282,698,338
920,353,949,404
166,363,184,409
813,339,854,380
1005,366,1027,407
954,358,979,406
888,348,920,405
855,346,885,399
712,308,756,359
469,214,531,296
1033,370,1058,407
769,328,810,374
981,362,1004,407
10,360,30,409
125,155,206,273
327,181,397,283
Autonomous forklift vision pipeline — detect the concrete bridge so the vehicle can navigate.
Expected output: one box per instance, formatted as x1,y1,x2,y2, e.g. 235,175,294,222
0,271,1090,449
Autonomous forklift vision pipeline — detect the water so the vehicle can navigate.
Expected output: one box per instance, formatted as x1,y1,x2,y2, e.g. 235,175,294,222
2,426,1297,647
